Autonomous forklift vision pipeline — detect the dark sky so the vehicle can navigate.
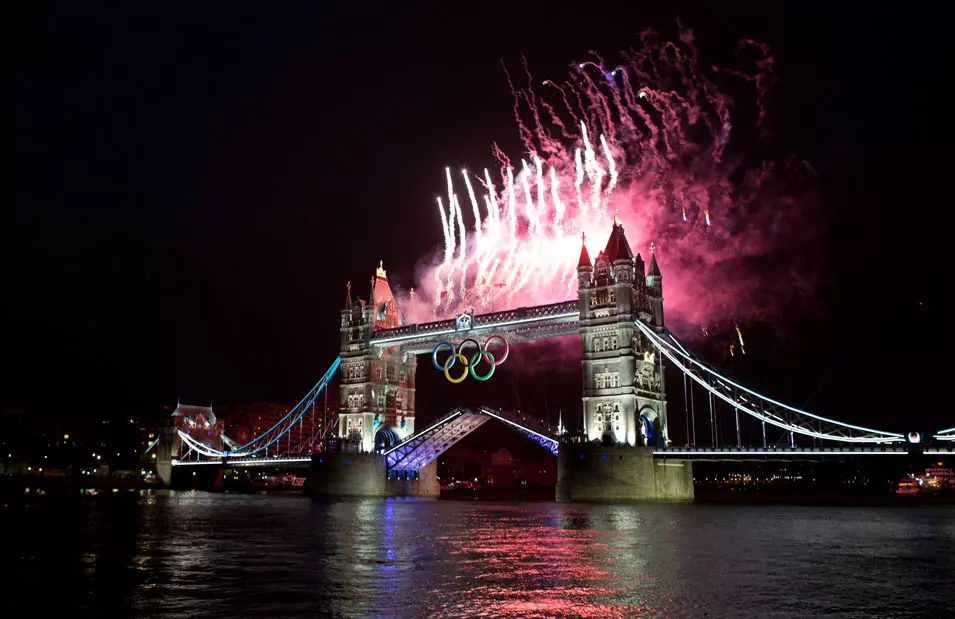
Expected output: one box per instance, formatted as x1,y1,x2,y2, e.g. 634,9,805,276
6,2,948,437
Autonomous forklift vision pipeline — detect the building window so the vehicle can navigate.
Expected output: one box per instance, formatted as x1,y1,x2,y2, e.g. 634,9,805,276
375,366,382,379
611,336,617,350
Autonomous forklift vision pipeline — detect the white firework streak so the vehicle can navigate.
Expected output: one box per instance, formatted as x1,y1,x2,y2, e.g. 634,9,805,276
462,170,482,247
453,194,468,305
498,167,519,284
506,167,518,243
534,153,545,234
550,166,565,230
434,195,455,308
483,168,500,237
520,160,536,234
462,169,489,291
600,134,618,196
574,147,584,216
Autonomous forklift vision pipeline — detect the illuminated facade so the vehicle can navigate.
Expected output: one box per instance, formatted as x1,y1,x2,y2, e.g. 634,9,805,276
171,403,226,455
577,220,668,446
338,262,416,453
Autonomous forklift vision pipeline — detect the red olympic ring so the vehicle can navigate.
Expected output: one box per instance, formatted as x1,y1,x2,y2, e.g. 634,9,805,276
482,334,509,365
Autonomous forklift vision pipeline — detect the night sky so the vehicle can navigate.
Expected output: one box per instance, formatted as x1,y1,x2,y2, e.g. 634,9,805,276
7,2,948,438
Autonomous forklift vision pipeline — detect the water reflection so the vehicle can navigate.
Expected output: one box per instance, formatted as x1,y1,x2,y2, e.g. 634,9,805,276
2,493,954,618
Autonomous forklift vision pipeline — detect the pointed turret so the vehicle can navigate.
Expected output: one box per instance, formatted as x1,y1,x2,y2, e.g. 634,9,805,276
647,242,662,279
634,252,645,276
603,220,634,264
344,280,353,308
646,242,664,332
371,260,402,329
576,232,595,317
577,232,592,268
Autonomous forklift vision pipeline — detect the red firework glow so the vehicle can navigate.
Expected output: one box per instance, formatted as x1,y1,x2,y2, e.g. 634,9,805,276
403,27,822,335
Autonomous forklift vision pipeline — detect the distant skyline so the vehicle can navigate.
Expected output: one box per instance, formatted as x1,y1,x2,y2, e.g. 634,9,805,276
7,2,947,436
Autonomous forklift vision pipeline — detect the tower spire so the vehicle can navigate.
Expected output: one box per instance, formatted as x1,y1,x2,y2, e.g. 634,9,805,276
614,206,621,226
577,231,592,268
345,280,352,307
647,242,661,278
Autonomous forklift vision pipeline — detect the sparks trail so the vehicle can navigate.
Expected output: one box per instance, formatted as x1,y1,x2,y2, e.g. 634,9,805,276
406,25,822,337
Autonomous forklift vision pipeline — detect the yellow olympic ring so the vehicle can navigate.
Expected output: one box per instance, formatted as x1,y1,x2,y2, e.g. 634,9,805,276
443,353,469,383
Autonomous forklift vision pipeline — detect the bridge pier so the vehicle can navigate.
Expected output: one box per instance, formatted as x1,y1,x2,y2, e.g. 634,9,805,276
155,424,177,486
556,443,694,502
303,453,438,498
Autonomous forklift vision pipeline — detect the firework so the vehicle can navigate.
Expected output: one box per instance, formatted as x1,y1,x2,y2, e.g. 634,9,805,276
412,26,819,335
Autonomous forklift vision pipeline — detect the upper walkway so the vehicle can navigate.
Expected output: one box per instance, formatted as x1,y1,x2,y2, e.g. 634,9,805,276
370,300,580,352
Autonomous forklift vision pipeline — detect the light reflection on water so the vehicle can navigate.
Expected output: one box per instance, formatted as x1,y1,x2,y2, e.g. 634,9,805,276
2,491,954,618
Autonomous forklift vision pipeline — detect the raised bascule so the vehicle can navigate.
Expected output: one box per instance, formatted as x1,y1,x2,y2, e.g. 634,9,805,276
163,220,955,501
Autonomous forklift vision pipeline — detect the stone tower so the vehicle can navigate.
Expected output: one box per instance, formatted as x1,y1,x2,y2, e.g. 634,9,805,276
577,221,668,447
338,262,416,453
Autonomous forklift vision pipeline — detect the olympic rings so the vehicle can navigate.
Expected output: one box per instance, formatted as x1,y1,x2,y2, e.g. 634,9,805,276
432,335,509,382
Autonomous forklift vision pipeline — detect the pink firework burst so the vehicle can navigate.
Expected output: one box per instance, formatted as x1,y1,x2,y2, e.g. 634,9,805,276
405,26,823,336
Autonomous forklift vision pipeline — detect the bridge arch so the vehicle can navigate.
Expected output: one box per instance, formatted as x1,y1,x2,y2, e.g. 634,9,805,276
375,428,400,452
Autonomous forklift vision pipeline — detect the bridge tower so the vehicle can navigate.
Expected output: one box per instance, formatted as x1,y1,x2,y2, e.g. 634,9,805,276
577,220,668,447
338,262,416,453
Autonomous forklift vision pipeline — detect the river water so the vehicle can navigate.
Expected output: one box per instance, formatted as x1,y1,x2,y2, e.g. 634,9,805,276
2,491,952,618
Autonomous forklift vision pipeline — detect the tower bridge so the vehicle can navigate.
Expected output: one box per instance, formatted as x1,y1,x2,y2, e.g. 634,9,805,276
158,219,952,500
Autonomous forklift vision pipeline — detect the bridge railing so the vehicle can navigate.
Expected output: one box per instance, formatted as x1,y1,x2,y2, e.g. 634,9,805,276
476,407,559,456
632,318,906,445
